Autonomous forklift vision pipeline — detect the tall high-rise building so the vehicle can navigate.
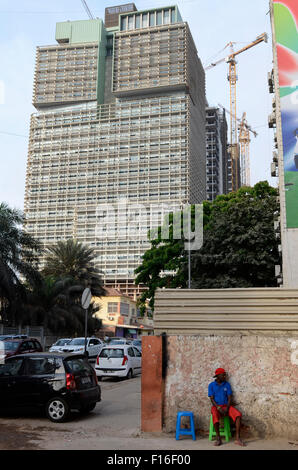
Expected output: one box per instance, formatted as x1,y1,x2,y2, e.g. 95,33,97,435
24,3,206,297
206,106,228,201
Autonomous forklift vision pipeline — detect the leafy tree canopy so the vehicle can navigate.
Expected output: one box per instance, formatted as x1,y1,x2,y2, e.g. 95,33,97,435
135,182,280,313
0,203,41,324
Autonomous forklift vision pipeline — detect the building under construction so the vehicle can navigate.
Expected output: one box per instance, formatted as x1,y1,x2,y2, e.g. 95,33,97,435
205,106,229,201
24,3,206,297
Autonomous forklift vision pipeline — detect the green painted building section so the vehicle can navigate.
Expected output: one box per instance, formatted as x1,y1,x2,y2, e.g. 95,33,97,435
96,23,108,105
55,19,107,44
55,19,114,105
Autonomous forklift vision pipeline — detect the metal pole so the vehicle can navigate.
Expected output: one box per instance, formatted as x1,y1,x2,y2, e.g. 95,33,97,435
84,308,88,356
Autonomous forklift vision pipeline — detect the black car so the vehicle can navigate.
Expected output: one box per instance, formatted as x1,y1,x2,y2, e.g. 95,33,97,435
0,353,101,422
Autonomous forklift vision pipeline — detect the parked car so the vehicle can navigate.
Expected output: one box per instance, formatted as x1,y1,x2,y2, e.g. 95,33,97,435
61,337,104,359
0,338,42,361
0,335,28,340
131,339,142,350
0,353,101,422
94,344,142,380
49,338,72,352
105,336,130,343
108,339,132,346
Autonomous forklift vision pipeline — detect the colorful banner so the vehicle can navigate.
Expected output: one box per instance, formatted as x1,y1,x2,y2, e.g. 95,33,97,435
273,0,298,227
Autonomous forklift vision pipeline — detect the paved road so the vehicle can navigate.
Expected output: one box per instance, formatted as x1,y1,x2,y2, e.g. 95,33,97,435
0,375,296,450
0,375,142,450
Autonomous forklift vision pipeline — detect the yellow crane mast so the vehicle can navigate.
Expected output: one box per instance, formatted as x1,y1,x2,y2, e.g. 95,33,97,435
205,33,267,191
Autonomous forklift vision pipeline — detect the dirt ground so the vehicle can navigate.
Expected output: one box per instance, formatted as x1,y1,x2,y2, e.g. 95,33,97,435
0,376,297,451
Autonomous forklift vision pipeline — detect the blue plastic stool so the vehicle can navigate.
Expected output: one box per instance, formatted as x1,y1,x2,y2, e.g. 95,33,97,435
209,415,232,442
175,411,196,440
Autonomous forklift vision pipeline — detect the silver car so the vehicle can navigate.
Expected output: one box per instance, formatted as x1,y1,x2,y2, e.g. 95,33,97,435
49,338,72,352
61,337,104,359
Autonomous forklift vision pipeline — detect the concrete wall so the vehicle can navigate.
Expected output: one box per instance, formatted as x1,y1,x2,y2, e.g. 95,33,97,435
143,288,298,439
164,334,298,439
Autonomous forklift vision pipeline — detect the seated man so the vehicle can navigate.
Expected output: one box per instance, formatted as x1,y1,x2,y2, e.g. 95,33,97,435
208,368,245,446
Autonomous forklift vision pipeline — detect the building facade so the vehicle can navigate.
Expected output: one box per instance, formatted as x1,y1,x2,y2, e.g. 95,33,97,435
206,106,228,201
93,287,153,339
24,4,206,297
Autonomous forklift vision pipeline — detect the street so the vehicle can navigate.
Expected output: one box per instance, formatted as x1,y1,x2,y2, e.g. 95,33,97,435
0,374,142,450
0,374,296,451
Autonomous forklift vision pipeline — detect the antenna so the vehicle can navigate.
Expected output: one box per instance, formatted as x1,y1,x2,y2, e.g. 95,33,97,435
81,0,94,19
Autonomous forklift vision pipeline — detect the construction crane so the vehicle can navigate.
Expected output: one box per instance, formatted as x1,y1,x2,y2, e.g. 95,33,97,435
205,33,267,191
81,0,94,19
218,104,257,186
238,112,257,186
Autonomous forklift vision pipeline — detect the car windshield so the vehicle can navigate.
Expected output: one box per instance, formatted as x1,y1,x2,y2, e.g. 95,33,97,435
1,341,19,351
109,340,126,345
65,358,92,373
68,339,85,346
99,348,124,358
55,339,70,346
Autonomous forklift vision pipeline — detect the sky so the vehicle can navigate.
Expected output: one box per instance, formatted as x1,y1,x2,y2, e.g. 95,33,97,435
0,0,276,211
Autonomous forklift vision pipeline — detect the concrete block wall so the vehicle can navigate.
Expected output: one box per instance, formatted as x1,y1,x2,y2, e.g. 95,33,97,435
163,335,298,439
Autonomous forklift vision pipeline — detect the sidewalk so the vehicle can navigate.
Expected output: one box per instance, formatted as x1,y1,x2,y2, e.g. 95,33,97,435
34,428,298,450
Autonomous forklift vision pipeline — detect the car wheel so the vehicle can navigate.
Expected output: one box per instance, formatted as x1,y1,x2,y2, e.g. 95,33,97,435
46,397,70,423
126,368,133,379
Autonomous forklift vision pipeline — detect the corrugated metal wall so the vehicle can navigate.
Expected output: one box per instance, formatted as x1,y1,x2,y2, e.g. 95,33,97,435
154,288,298,335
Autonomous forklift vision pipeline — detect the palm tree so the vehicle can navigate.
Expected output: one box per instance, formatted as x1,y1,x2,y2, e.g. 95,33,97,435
24,276,101,336
43,239,104,296
0,203,41,325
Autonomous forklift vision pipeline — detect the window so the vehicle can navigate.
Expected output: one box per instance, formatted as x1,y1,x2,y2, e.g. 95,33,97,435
65,358,93,373
120,302,129,315
33,340,41,350
99,348,124,358
89,339,100,346
128,347,135,357
156,11,162,25
133,348,142,357
2,341,19,352
0,358,24,376
135,14,140,28
128,15,134,30
121,16,127,31
26,357,57,375
142,13,149,28
19,341,34,352
149,12,155,26
108,302,118,313
164,9,170,24
171,8,175,23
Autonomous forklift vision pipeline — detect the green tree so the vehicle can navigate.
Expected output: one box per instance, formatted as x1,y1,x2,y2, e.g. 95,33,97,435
0,203,41,325
135,182,280,312
43,239,104,296
23,276,101,336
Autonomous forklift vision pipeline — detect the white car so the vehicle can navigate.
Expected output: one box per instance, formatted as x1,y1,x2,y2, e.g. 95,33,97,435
61,337,104,359
48,338,72,352
94,344,142,380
